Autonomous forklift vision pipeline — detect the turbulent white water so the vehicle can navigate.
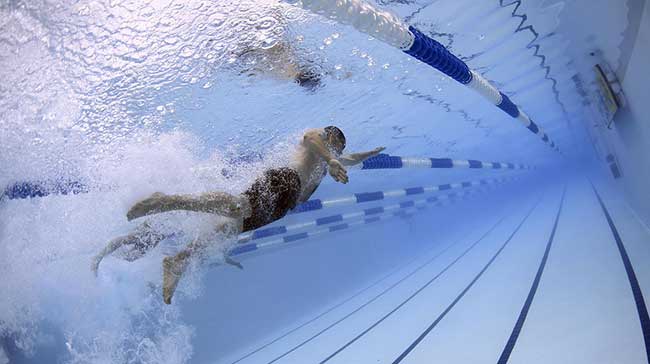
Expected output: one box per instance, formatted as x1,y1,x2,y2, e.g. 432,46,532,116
0,0,617,362
0,1,307,362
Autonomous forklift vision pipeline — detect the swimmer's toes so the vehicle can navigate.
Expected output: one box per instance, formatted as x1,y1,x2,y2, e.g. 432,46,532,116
126,192,166,221
162,255,185,305
126,206,147,221
126,209,137,221
163,286,173,304
91,257,101,277
226,256,244,270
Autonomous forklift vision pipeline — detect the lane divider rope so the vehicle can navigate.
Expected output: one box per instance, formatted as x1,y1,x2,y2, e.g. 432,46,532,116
351,154,535,171
227,186,490,258
291,0,561,152
216,175,521,264
239,175,521,246
2,156,530,201
289,174,522,215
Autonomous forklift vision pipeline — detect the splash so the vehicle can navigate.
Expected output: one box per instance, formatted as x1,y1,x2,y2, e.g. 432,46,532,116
0,0,306,184
0,1,307,361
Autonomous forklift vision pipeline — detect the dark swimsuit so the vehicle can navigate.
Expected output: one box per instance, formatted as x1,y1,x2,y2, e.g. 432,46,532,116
242,167,302,232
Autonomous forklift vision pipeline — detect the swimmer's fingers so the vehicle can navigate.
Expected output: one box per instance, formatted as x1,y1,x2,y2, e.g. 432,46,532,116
365,147,386,159
362,147,386,161
337,168,349,184
330,168,345,183
328,159,348,183
330,170,340,182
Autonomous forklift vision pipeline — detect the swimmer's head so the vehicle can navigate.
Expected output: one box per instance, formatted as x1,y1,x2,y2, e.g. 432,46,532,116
324,126,346,155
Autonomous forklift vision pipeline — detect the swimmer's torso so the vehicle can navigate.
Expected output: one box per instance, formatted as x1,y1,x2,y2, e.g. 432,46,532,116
290,131,328,203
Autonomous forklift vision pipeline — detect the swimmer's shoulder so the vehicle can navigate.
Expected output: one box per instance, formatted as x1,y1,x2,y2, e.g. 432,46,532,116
301,128,326,143
303,128,324,137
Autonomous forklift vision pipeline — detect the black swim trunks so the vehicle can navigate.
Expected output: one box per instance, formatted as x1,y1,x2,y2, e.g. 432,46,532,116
242,167,302,232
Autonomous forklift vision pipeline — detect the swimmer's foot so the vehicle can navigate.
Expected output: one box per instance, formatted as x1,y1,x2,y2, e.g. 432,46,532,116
225,256,244,270
162,253,189,305
91,255,102,277
91,236,127,276
127,192,167,221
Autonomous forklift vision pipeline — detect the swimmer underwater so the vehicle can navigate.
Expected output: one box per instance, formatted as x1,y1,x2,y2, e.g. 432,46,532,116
92,127,385,304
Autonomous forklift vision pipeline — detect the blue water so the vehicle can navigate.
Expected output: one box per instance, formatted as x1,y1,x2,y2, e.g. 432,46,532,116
2,0,648,363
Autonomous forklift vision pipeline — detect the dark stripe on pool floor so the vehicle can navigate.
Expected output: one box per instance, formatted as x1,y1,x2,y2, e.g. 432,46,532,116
317,194,543,364
230,208,507,364
228,243,434,364
265,212,509,364
391,193,546,364
591,183,650,363
497,184,566,363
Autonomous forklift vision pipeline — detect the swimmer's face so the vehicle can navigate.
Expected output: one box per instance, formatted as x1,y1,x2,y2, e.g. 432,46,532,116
326,134,345,155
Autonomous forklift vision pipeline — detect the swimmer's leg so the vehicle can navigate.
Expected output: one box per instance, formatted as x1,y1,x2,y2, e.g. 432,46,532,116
127,192,251,221
162,250,191,305
162,219,243,304
92,238,124,276
265,42,323,89
91,222,167,276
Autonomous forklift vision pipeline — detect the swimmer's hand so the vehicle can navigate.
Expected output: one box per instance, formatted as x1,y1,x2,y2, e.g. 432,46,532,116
368,147,386,158
328,159,348,184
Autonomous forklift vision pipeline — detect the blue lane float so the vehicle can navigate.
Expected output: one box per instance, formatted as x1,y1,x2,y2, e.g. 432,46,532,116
228,210,413,257
2,180,88,201
288,174,521,215
241,187,471,244
224,176,517,260
355,154,534,170
233,177,519,244
228,186,482,258
295,0,561,152
2,155,531,201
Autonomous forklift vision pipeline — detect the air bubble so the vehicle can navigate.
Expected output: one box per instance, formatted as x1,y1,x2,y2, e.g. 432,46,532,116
163,36,179,45
179,46,194,58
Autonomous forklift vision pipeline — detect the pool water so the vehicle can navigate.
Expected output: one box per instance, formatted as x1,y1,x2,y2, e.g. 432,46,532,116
1,0,647,363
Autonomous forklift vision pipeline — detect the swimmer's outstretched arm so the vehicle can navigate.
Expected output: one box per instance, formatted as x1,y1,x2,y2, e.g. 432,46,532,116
338,147,386,166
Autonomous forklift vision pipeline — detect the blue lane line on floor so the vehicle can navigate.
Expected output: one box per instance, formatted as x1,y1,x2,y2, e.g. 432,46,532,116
497,184,566,363
591,183,650,363
230,258,409,364
316,196,541,364
229,228,469,364
316,213,510,364
391,193,545,364
264,214,508,364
